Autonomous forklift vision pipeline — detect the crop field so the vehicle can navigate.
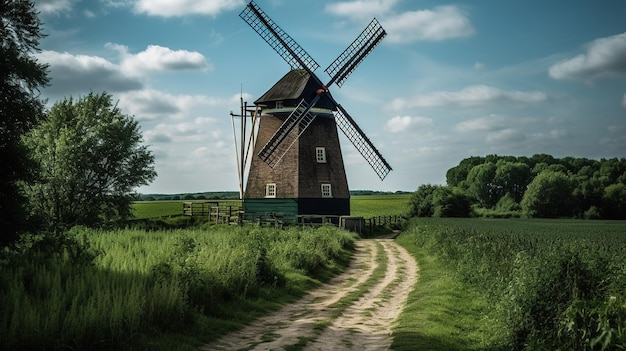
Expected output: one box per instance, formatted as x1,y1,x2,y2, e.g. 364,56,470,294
132,194,411,219
395,217,626,350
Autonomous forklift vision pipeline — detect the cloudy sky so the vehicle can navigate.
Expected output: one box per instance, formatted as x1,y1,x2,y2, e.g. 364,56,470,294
34,0,626,194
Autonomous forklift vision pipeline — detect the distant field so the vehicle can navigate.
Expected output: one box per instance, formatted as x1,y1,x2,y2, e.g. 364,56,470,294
349,194,411,218
132,194,412,219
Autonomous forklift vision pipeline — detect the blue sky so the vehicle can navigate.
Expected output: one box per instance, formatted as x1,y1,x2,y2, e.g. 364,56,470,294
34,0,626,194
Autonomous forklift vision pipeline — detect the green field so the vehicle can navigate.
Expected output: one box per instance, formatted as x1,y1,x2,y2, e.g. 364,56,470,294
132,194,411,219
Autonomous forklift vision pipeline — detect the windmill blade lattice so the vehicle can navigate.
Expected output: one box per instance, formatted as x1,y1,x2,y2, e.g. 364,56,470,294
325,18,387,87
257,97,319,167
334,104,392,180
240,1,319,73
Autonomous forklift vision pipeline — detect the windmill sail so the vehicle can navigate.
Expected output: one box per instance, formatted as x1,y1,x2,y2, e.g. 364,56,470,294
239,1,319,73
252,19,387,168
334,105,392,180
325,18,387,87
257,97,319,167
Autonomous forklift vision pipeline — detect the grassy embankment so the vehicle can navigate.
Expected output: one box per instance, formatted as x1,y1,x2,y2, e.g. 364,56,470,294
393,218,626,350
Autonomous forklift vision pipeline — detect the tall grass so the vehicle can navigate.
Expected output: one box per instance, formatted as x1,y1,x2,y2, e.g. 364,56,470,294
396,218,626,350
0,225,356,350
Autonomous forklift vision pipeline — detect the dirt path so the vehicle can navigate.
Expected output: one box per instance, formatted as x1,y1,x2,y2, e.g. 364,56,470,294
200,238,419,351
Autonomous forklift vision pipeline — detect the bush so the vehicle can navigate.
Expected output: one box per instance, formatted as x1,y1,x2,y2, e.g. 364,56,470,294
433,187,472,217
409,185,473,218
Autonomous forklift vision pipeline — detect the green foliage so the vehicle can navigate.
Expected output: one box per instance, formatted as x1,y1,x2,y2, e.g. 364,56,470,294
495,192,521,212
465,162,498,208
409,184,438,217
397,218,626,350
0,0,49,244
409,185,472,218
521,170,574,218
0,225,356,350
23,92,156,230
445,154,626,218
602,183,626,219
432,186,472,217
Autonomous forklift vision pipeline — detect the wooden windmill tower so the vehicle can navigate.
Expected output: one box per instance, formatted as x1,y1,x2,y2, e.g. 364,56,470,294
237,1,392,223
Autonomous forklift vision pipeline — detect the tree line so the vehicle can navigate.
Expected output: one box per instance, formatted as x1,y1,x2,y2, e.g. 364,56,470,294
411,154,626,219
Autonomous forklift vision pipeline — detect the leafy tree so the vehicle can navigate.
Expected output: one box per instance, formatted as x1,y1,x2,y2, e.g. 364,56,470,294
409,184,439,217
446,156,484,187
466,162,498,208
23,92,156,229
602,183,626,219
1,0,49,243
494,161,531,203
521,171,574,218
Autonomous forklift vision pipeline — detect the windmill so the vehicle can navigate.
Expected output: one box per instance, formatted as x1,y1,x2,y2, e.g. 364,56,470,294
238,0,391,223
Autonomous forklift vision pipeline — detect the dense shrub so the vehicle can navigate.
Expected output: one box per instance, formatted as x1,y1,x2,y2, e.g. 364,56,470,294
409,185,472,218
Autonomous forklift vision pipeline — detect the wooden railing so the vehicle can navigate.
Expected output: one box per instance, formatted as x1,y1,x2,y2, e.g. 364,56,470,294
183,202,406,233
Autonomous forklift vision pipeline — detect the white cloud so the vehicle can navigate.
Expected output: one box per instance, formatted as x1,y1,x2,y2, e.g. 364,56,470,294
383,6,474,43
107,44,212,75
118,90,226,120
385,115,433,133
37,50,143,95
35,0,76,14
390,85,547,110
37,45,212,99
325,0,398,19
133,0,244,17
325,1,473,43
549,32,626,81
144,118,220,144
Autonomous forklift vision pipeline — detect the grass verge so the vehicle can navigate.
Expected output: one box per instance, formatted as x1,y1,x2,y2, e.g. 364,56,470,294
392,234,503,351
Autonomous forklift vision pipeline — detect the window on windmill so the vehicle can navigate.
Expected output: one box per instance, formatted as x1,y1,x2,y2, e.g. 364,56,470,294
321,183,332,198
276,101,284,109
316,147,327,163
265,183,276,198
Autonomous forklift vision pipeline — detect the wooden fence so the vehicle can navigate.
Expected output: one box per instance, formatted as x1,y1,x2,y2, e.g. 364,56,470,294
364,215,405,230
183,202,240,224
183,202,405,232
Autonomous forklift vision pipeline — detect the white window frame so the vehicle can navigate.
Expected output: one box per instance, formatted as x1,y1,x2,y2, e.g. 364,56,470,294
265,183,276,198
315,147,327,163
321,183,332,198
275,101,284,109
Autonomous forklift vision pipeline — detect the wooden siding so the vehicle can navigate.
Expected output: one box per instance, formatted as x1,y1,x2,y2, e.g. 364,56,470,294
243,199,298,222
298,198,350,216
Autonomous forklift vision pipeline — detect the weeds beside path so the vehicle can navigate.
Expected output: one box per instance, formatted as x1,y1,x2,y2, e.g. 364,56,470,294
200,238,419,351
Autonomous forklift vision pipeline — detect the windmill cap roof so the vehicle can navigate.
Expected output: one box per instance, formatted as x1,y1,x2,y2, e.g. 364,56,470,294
255,69,336,110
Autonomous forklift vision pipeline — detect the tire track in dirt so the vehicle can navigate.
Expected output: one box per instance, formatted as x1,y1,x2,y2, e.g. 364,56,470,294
199,238,418,351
